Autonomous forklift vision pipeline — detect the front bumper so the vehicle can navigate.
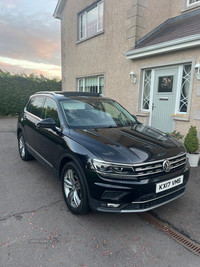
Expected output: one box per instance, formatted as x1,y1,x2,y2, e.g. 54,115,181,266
87,165,190,213
89,185,186,213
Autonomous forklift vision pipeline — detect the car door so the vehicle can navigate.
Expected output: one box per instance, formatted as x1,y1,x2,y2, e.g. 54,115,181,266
34,97,63,170
23,96,45,150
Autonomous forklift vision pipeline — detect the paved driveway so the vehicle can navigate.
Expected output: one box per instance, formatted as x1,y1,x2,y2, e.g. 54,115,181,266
0,117,200,267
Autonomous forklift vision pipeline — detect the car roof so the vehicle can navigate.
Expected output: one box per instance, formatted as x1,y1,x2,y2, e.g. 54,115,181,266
33,91,112,102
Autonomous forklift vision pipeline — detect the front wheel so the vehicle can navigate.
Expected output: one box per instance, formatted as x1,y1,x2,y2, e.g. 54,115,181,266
18,132,33,161
61,162,89,215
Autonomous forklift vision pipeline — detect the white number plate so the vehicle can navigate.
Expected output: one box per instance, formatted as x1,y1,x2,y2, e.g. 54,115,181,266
156,175,183,193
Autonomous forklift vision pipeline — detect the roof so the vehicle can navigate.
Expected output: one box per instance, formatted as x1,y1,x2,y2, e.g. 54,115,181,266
124,9,200,59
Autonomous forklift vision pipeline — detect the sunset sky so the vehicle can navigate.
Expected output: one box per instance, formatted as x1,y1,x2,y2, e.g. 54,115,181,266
0,0,61,79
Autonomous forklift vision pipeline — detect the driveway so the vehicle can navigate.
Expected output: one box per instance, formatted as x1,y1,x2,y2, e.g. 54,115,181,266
0,117,200,267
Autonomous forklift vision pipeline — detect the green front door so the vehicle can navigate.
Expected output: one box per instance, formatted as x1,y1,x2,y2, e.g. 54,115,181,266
151,67,179,133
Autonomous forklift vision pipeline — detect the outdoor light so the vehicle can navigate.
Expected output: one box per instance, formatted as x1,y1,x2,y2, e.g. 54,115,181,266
194,62,200,80
130,71,136,84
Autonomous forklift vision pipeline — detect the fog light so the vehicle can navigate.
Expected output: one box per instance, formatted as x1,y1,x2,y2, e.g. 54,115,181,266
107,203,120,208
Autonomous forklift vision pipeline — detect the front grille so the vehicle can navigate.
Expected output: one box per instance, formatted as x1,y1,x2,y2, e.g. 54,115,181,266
123,187,185,211
133,153,186,177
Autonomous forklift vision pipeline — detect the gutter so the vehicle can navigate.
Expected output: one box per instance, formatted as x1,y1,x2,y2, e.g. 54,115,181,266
124,34,200,60
53,0,67,19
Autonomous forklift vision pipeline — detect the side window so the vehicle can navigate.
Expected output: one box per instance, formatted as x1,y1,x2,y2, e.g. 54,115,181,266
26,97,35,112
42,98,60,127
27,97,44,118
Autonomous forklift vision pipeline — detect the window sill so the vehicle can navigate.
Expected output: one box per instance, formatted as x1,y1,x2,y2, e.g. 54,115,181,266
171,114,189,121
76,30,104,45
135,111,150,117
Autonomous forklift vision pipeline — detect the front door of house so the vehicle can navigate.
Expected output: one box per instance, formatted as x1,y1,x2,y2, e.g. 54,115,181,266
151,67,179,133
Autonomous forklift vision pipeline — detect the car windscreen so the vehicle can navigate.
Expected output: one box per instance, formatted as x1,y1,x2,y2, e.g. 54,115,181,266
60,98,137,129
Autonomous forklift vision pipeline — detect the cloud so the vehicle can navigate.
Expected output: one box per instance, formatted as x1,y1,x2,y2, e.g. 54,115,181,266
0,9,61,64
0,63,61,79
0,56,61,78
0,0,61,77
0,62,10,67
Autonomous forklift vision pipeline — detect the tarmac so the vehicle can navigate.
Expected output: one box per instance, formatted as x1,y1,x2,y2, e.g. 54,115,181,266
0,116,200,267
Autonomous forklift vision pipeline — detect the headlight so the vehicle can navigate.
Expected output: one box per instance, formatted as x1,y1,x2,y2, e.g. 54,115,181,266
92,159,137,179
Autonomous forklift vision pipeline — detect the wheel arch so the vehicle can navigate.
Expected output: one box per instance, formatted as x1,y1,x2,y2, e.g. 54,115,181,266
17,127,22,138
59,153,91,200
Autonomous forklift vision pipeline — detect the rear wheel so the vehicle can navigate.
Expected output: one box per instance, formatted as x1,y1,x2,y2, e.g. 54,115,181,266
18,132,33,161
61,161,89,215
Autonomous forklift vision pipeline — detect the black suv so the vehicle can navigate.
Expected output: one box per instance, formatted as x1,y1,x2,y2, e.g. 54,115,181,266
17,91,190,215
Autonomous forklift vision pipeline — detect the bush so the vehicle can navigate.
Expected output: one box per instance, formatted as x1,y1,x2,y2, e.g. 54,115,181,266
166,130,184,141
0,70,62,116
184,125,199,154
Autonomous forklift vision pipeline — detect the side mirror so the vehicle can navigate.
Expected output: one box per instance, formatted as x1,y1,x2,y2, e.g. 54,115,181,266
37,118,56,129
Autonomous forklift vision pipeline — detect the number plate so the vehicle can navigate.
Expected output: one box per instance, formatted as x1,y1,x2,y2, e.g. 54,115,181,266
156,175,183,193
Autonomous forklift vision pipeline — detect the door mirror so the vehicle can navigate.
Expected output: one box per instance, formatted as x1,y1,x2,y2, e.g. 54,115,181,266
37,118,56,129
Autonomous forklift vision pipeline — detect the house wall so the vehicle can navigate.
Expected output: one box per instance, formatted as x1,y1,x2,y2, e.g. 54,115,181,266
60,0,200,140
61,0,134,103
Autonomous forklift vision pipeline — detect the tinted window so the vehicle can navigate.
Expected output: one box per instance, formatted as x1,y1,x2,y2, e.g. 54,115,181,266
60,99,136,129
27,97,44,118
26,97,35,112
42,98,60,127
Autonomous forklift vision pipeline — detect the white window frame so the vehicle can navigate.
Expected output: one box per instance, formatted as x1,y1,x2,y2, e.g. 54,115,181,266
77,75,104,94
182,0,200,11
78,1,104,41
187,0,200,6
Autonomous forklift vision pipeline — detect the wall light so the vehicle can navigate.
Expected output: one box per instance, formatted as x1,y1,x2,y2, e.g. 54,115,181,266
130,71,136,84
194,62,200,80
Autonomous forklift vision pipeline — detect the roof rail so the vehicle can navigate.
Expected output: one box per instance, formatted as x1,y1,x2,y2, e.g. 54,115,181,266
35,91,102,97
36,91,58,95
61,92,101,97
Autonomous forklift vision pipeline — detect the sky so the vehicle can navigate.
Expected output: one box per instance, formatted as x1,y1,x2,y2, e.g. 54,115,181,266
0,0,61,79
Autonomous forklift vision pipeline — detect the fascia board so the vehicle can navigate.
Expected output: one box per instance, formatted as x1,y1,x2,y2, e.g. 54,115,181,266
124,34,200,59
53,0,66,19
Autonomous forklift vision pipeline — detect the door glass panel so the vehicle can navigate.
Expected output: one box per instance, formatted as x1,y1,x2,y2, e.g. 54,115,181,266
31,97,44,118
179,64,191,113
42,98,60,127
158,76,173,92
142,70,151,110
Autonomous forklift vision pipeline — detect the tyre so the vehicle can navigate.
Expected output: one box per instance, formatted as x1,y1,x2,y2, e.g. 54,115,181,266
61,161,89,215
18,132,33,161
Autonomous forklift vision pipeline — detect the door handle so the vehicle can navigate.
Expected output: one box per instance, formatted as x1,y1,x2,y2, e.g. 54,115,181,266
152,103,155,110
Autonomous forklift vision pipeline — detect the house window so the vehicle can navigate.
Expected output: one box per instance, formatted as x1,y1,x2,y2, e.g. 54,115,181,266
183,0,200,10
142,70,152,110
79,1,104,40
78,76,104,94
178,64,191,113
188,0,200,5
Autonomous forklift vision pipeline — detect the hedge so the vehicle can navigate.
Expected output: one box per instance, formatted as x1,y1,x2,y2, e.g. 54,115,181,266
0,70,62,116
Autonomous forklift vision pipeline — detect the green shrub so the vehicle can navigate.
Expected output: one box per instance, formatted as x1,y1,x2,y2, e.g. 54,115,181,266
166,130,184,141
0,70,62,116
184,125,199,154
